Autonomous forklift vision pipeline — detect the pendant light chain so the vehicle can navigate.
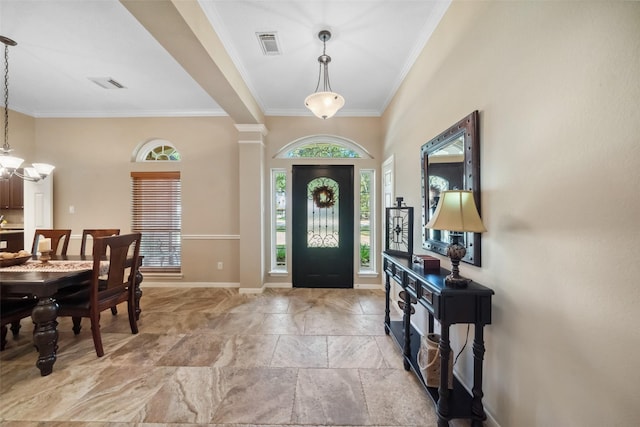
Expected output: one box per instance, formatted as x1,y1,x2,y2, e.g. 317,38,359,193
313,37,332,93
322,37,333,93
3,43,9,152
313,60,322,93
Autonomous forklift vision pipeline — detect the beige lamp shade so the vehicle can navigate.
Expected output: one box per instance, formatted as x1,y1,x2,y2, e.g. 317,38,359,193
425,190,486,233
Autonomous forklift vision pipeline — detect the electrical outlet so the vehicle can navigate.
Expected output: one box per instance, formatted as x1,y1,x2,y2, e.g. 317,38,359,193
0,241,7,249
217,262,223,270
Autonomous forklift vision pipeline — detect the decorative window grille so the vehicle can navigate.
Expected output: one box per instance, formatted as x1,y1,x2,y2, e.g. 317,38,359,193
286,142,361,158
144,144,181,161
307,177,340,248
131,171,181,273
133,139,181,162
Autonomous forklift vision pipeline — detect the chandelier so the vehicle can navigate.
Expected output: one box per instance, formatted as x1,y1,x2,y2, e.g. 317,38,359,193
304,30,345,120
0,36,54,181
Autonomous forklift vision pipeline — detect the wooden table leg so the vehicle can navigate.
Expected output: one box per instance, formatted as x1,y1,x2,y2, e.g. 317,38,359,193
31,297,59,376
384,274,391,334
471,325,488,426
402,290,412,371
437,323,452,426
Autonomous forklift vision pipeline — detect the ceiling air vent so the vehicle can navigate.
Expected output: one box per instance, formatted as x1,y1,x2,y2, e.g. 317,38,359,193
89,77,126,89
256,32,281,55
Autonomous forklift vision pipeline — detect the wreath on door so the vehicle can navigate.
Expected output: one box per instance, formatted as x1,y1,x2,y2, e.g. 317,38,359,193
312,185,336,208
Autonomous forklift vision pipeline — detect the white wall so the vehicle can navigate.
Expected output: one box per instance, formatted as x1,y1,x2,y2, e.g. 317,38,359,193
383,2,640,425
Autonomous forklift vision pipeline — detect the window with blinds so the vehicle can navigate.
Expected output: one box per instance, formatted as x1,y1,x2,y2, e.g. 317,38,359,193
131,171,181,273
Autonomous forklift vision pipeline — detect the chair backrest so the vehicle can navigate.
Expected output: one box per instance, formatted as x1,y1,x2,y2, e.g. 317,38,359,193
31,229,72,255
90,233,141,309
80,229,121,256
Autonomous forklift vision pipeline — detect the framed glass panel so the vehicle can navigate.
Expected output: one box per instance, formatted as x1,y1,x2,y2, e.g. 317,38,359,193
271,169,287,271
359,169,374,270
307,177,340,248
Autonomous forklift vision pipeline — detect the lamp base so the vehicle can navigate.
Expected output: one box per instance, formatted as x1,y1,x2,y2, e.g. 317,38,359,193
445,274,471,288
445,238,470,288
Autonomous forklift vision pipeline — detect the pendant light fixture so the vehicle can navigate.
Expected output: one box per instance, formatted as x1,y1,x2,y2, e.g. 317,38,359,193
304,30,345,120
0,35,54,181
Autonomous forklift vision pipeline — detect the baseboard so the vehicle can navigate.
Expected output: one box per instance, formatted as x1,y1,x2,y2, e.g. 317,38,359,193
485,411,500,427
264,282,293,288
354,283,384,290
454,372,500,427
141,281,384,291
141,281,239,288
239,286,265,294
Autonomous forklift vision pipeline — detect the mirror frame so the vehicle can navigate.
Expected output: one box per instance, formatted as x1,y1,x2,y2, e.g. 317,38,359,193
420,110,482,266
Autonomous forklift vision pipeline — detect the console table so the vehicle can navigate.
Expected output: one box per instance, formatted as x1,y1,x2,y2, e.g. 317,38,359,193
382,253,494,427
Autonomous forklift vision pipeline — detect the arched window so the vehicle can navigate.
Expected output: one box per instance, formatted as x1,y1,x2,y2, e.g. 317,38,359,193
133,139,181,162
275,134,372,159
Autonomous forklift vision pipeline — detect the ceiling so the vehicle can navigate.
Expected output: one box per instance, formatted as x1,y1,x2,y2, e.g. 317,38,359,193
0,0,450,119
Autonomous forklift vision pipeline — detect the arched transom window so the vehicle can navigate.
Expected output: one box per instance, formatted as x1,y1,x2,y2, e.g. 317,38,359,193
276,134,372,159
133,139,181,162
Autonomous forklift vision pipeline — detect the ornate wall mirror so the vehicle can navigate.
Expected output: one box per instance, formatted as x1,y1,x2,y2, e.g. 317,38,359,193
420,110,481,266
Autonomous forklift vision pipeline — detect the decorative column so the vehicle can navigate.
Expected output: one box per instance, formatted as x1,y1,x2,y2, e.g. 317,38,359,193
236,124,268,292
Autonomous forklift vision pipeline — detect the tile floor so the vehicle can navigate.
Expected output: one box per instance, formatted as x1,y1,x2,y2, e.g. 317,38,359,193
0,287,471,426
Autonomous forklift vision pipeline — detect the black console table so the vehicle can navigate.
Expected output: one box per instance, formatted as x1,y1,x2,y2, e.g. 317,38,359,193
382,253,494,427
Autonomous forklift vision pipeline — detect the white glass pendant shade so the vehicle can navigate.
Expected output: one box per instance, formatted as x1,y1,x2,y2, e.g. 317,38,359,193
305,91,345,120
23,167,41,179
0,154,24,170
32,163,55,177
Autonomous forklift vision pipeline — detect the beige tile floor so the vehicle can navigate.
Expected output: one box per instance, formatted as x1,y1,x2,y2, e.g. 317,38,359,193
0,287,471,427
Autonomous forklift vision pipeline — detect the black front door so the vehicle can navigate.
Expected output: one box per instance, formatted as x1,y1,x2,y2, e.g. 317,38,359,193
292,165,354,288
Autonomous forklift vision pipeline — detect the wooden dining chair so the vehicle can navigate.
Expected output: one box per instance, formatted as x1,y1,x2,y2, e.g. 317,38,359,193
1,297,37,351
31,229,72,255
80,229,120,256
56,233,142,357
80,229,121,314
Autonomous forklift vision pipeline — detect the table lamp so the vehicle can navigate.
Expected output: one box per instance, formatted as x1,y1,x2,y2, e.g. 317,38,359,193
425,190,486,288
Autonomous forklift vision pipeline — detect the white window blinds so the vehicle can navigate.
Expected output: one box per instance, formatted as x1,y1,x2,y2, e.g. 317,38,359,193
131,171,181,273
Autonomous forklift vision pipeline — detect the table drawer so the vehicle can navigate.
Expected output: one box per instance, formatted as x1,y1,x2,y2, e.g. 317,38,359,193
393,269,404,284
384,258,395,276
407,275,418,293
421,283,434,306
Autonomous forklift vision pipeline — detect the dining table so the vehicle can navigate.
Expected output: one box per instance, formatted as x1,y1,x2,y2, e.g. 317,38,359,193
0,255,143,376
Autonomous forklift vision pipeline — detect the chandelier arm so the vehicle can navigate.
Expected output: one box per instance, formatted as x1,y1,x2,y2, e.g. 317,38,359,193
12,169,41,182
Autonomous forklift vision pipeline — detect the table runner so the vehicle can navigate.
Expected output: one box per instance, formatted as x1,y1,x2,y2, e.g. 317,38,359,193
0,259,109,274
